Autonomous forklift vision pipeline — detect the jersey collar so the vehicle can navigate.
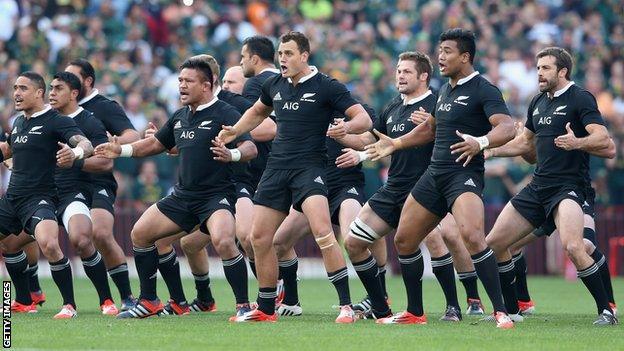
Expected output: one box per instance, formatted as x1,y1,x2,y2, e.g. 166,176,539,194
29,105,52,118
402,90,432,105
214,85,222,97
67,106,84,118
194,96,219,112
456,71,480,85
550,81,575,98
287,66,318,84
259,67,280,74
79,89,99,105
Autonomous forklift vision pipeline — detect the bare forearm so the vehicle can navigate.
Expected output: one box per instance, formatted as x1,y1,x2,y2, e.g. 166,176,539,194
82,158,113,173
237,141,258,162
345,111,373,134
76,140,94,157
490,137,533,158
336,132,375,151
235,108,268,137
0,143,11,160
577,132,610,153
485,119,515,148
117,129,141,144
396,121,435,149
587,138,616,159
129,137,166,157
250,118,276,142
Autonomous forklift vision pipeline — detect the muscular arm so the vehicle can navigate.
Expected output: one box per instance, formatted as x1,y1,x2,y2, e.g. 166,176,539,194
68,134,94,158
589,137,616,159
236,140,258,162
230,100,273,139
82,157,113,173
576,124,611,153
344,104,373,134
485,114,516,148
250,118,276,142
0,142,12,160
128,136,167,157
335,131,376,151
116,128,141,144
488,128,535,158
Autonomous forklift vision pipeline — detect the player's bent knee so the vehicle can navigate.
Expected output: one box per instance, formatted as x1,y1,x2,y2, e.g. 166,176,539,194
315,232,337,250
394,234,418,253
348,218,380,244
564,240,585,259
583,238,595,254
344,236,367,257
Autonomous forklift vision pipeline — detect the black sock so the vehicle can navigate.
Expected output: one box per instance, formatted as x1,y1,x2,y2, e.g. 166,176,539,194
458,270,480,300
50,257,75,308
26,263,41,293
512,252,531,302
578,263,612,314
108,263,133,300
158,249,186,304
82,251,113,305
498,259,519,314
328,267,351,306
378,264,388,297
591,249,615,304
278,257,299,305
472,248,506,313
352,255,389,314
193,272,214,303
257,287,277,315
223,254,249,304
248,259,258,279
399,250,424,316
431,253,459,309
4,251,32,305
133,246,158,301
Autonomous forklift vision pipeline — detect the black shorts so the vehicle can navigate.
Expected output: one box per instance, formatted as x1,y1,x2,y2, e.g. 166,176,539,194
533,185,595,237
326,185,365,226
91,185,116,214
0,194,58,236
156,192,235,233
57,186,93,221
368,184,411,229
511,182,585,231
410,168,484,218
235,181,256,200
253,167,327,213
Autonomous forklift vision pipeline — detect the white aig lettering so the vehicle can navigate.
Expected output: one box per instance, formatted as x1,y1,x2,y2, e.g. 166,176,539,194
282,102,299,110
180,131,195,139
438,104,451,112
14,136,28,143
391,124,405,132
538,117,551,125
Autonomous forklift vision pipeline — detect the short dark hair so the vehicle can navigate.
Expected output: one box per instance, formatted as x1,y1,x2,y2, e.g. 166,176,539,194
536,47,573,80
398,51,433,85
179,56,214,86
68,58,96,88
439,28,476,64
243,36,275,62
189,54,220,82
53,71,84,100
18,71,46,94
279,31,310,54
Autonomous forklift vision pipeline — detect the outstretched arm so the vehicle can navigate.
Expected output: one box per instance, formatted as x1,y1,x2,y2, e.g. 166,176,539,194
94,135,166,159
218,100,273,144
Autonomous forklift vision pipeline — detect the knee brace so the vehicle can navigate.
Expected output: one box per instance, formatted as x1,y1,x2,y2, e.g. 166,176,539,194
348,218,381,244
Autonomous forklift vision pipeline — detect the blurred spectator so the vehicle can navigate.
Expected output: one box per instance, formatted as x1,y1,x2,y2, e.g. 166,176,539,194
131,160,169,213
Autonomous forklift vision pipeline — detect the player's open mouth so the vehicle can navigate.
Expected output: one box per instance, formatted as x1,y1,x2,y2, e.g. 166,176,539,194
439,63,446,72
280,65,288,72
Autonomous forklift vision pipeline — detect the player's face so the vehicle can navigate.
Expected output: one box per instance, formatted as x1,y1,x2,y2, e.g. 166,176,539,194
395,60,421,95
240,45,255,78
438,40,466,77
48,79,75,111
64,65,87,95
13,76,42,112
277,40,308,78
222,67,246,95
178,68,211,106
536,55,562,93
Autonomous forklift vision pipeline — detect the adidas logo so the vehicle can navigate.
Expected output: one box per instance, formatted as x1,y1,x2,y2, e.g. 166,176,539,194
568,191,577,197
532,107,539,116
219,198,230,206
11,127,17,134
240,188,250,195
38,200,48,205
198,120,212,129
314,176,324,185
273,92,282,101
75,193,86,200
98,189,108,197
347,187,359,195
583,201,589,207
464,178,476,187
174,121,182,129
387,116,393,123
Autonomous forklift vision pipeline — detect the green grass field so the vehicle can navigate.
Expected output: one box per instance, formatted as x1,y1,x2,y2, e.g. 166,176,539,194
8,276,623,350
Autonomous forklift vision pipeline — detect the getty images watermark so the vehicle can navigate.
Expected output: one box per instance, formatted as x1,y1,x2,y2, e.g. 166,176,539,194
2,281,10,348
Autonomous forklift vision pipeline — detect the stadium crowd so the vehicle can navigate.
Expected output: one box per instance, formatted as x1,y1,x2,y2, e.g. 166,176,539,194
0,0,623,206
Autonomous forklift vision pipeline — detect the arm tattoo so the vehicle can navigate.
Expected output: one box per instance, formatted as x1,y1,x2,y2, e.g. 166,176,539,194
68,134,88,147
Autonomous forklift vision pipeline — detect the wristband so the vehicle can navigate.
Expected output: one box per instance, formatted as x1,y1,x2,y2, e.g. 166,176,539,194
357,151,368,163
391,137,404,150
229,148,242,162
475,136,490,150
72,146,84,159
120,144,133,157
72,158,85,169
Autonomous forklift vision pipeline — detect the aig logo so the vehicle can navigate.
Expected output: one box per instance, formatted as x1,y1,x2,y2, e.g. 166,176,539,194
391,124,405,132
537,116,551,125
282,102,299,110
180,130,195,139
438,103,451,112
14,135,28,143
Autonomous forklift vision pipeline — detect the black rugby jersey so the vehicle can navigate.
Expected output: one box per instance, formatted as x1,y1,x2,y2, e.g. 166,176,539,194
80,90,136,190
55,107,109,191
525,82,605,186
7,106,85,196
259,67,358,169
155,98,251,199
243,68,280,184
325,104,376,188
431,72,509,174
376,91,436,189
